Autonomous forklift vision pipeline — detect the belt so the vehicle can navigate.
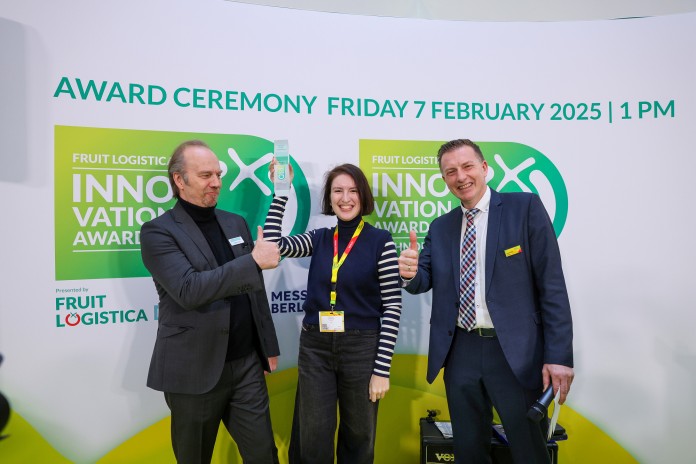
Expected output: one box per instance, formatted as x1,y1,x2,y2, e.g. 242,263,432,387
459,326,497,338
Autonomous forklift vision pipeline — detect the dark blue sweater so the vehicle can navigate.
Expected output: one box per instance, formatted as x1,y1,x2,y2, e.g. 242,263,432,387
264,196,402,376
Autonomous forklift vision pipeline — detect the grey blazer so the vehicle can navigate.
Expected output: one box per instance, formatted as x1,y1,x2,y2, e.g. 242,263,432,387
140,202,279,395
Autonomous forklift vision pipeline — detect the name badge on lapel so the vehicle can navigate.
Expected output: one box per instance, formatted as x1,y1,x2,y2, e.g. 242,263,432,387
228,236,244,247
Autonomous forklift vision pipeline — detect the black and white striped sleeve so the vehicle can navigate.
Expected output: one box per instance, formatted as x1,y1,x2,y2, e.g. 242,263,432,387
263,195,314,258
373,239,402,377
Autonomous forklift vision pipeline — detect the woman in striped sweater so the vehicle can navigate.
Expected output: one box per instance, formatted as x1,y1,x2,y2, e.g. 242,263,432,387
264,162,402,464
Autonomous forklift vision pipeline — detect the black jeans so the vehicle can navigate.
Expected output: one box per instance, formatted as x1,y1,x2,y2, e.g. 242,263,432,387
290,325,380,464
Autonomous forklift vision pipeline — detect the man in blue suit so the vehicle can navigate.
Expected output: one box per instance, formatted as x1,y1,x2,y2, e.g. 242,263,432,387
399,139,574,463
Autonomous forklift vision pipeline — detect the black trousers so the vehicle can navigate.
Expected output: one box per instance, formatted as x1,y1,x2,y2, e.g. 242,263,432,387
164,351,279,464
443,328,549,464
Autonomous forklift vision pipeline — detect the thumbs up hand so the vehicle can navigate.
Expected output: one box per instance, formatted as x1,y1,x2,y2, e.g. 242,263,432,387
408,230,418,251
398,230,419,279
252,225,281,269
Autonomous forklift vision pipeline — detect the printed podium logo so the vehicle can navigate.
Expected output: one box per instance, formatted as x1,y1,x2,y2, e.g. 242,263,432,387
359,139,568,252
54,126,310,280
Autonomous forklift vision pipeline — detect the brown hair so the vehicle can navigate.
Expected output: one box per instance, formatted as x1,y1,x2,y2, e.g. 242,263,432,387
320,163,375,216
437,139,484,170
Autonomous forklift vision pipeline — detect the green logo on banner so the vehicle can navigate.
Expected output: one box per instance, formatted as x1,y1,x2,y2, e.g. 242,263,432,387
484,142,567,236
359,140,568,253
214,139,311,238
54,126,310,280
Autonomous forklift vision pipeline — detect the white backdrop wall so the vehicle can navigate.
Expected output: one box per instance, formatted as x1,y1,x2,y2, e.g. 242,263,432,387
0,1,695,462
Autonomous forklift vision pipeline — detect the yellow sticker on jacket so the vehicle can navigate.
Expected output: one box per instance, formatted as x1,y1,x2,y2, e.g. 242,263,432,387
504,245,522,257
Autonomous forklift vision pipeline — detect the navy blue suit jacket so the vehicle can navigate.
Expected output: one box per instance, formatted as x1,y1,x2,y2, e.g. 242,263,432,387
405,189,573,389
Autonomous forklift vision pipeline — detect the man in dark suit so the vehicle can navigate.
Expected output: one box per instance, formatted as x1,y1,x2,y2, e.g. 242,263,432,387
398,139,574,464
140,140,281,463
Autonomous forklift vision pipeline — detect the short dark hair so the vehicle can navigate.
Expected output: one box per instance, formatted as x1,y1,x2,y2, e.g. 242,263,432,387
320,163,375,216
437,139,484,170
168,140,210,199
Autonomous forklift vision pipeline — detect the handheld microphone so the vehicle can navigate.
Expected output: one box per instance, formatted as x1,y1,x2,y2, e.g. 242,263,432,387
527,385,554,422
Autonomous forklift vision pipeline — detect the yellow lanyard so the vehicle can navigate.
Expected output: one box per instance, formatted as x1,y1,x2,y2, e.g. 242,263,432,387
330,220,364,308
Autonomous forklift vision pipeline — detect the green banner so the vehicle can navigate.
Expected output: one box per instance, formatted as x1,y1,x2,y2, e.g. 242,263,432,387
359,139,568,253
54,126,311,280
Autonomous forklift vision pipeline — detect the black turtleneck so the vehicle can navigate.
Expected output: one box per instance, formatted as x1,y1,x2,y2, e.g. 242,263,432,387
178,198,256,362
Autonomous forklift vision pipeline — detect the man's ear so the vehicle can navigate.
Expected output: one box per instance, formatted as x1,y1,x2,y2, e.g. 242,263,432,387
173,172,186,191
